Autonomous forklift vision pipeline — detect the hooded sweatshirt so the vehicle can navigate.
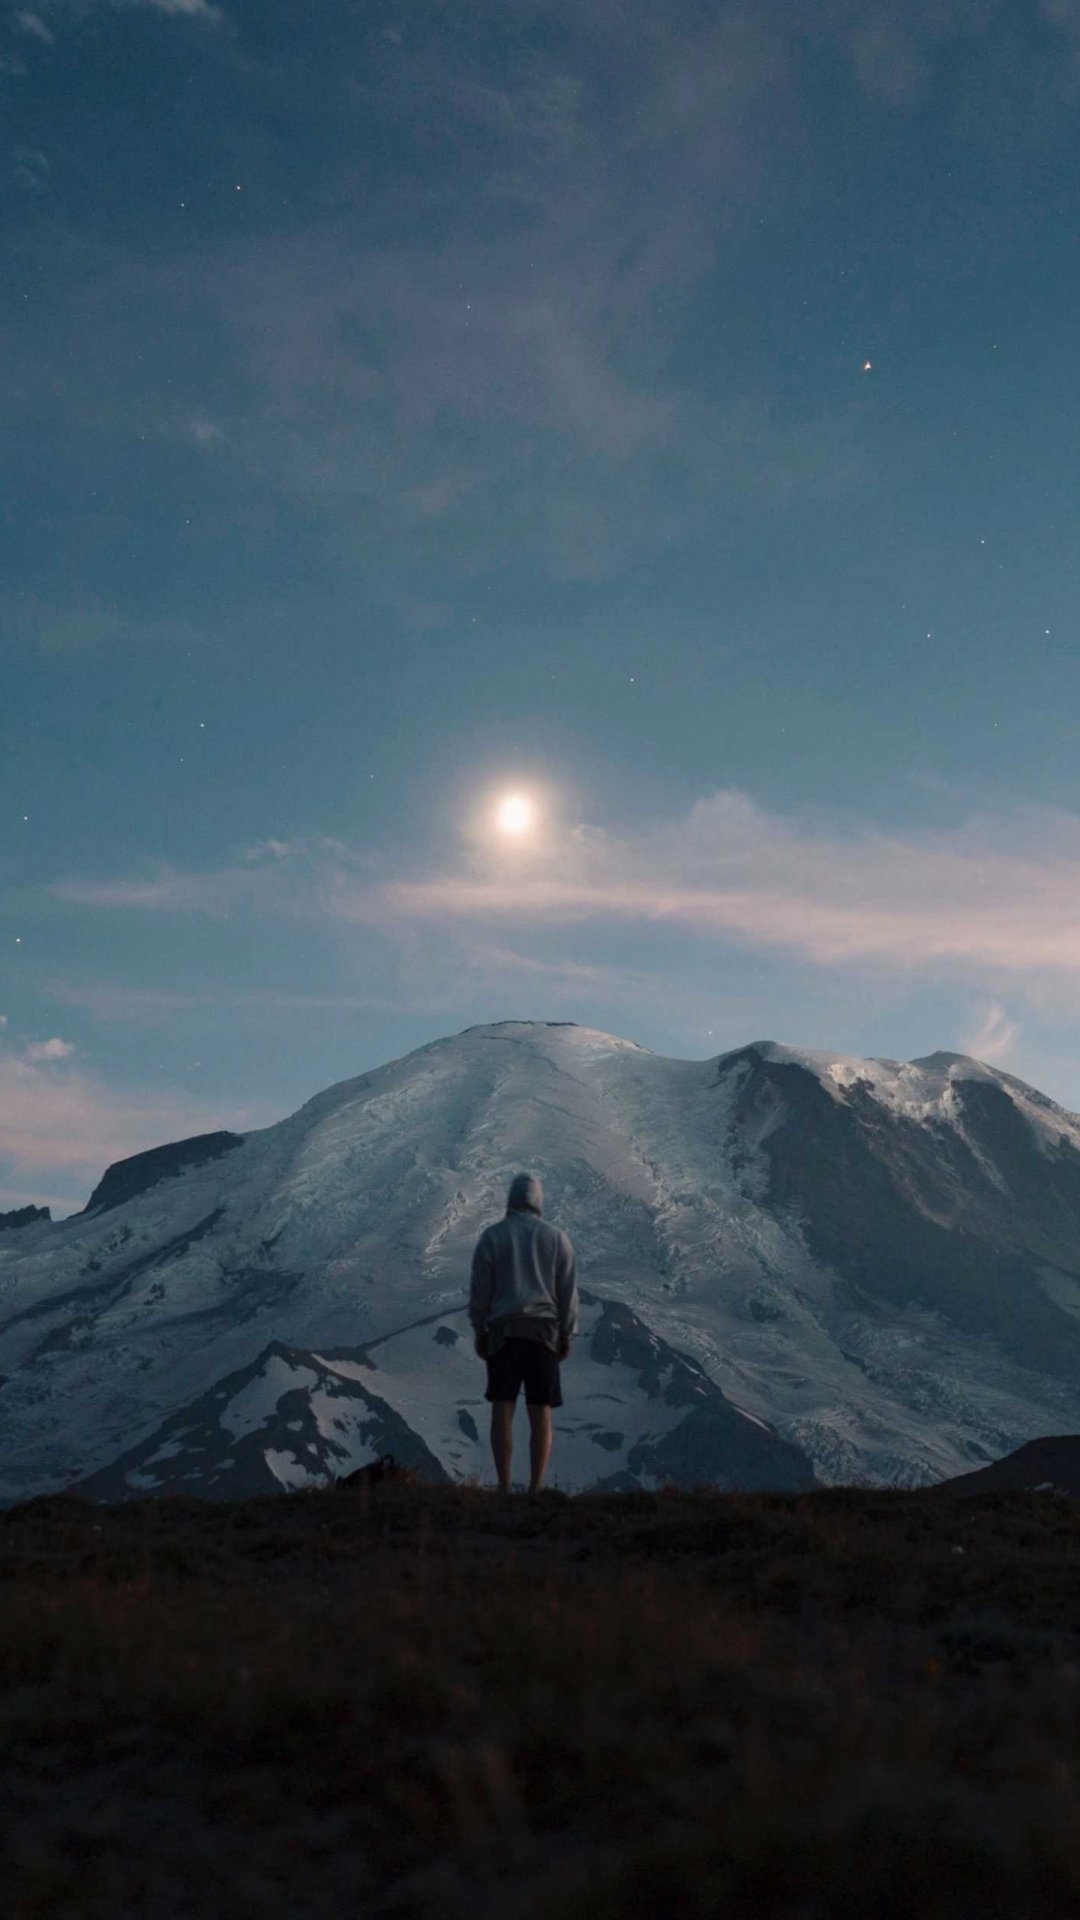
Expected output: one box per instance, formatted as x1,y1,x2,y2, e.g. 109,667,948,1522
468,1173,579,1357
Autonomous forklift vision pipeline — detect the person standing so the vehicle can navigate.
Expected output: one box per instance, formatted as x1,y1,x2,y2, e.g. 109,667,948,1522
468,1172,578,1495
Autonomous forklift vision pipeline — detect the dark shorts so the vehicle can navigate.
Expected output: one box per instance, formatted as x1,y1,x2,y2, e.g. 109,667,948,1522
484,1336,563,1408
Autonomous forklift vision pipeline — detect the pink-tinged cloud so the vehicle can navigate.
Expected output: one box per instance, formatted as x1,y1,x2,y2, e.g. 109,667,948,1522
23,1037,76,1063
371,874,1080,971
47,789,1080,991
0,1040,276,1216
329,792,1080,983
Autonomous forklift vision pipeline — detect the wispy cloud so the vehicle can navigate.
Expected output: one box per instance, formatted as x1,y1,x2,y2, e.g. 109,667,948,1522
51,835,358,915
959,1001,1020,1064
1042,0,1080,44
117,0,222,18
818,0,969,109
49,788,1080,998
184,415,224,446
336,793,1080,988
11,146,50,191
12,0,224,33
814,1,1070,116
53,867,246,913
2,0,950,604
55,2,865,590
14,12,54,44
8,0,1079,611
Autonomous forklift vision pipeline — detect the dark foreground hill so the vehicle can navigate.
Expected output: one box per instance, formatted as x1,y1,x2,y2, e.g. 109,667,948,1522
2,1482,1080,1918
945,1433,1080,1496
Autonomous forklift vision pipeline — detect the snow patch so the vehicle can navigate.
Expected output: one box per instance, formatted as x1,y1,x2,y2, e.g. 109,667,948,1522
262,1448,322,1491
219,1356,318,1439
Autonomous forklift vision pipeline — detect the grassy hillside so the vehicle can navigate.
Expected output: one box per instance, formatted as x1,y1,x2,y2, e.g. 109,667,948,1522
2,1480,1080,1916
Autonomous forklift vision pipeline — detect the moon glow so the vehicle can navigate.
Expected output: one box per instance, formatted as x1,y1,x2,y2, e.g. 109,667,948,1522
495,792,536,837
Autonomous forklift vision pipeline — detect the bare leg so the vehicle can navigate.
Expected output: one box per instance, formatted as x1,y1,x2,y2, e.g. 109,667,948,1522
490,1400,515,1492
526,1403,553,1494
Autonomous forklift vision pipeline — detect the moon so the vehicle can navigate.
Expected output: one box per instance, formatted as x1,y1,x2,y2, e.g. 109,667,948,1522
495,792,536,837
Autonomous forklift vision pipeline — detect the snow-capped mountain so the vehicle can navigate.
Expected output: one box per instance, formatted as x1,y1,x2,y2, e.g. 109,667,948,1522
2,1020,1080,1501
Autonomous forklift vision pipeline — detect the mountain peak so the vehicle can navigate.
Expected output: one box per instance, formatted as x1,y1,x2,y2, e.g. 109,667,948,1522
909,1050,980,1070
454,1020,650,1052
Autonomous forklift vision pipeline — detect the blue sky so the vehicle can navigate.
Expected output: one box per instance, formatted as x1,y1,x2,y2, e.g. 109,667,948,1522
6,0,1080,1212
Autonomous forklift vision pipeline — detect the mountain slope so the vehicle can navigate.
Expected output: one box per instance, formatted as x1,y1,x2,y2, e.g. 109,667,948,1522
1,1020,1080,1500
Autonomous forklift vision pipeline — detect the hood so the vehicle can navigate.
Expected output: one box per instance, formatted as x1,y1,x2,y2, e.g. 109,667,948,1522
506,1171,543,1215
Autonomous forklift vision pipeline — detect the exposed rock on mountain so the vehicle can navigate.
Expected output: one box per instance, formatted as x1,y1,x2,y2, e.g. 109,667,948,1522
74,1291,816,1500
0,1206,50,1232
83,1132,244,1216
735,1045,1080,1376
76,1339,451,1500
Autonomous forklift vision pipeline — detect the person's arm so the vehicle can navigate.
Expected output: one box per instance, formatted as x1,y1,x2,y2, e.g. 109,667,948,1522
555,1233,578,1357
469,1232,494,1355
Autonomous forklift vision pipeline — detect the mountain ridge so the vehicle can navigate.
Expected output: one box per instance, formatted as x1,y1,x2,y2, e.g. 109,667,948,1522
2,1020,1079,1500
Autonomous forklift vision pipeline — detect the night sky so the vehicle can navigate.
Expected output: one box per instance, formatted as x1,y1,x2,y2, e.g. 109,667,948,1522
5,0,1080,1213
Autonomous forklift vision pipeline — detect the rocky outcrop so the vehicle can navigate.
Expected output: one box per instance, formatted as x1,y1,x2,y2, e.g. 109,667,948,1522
75,1339,451,1501
728,1045,1080,1379
582,1295,817,1492
83,1132,244,1215
0,1207,50,1232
